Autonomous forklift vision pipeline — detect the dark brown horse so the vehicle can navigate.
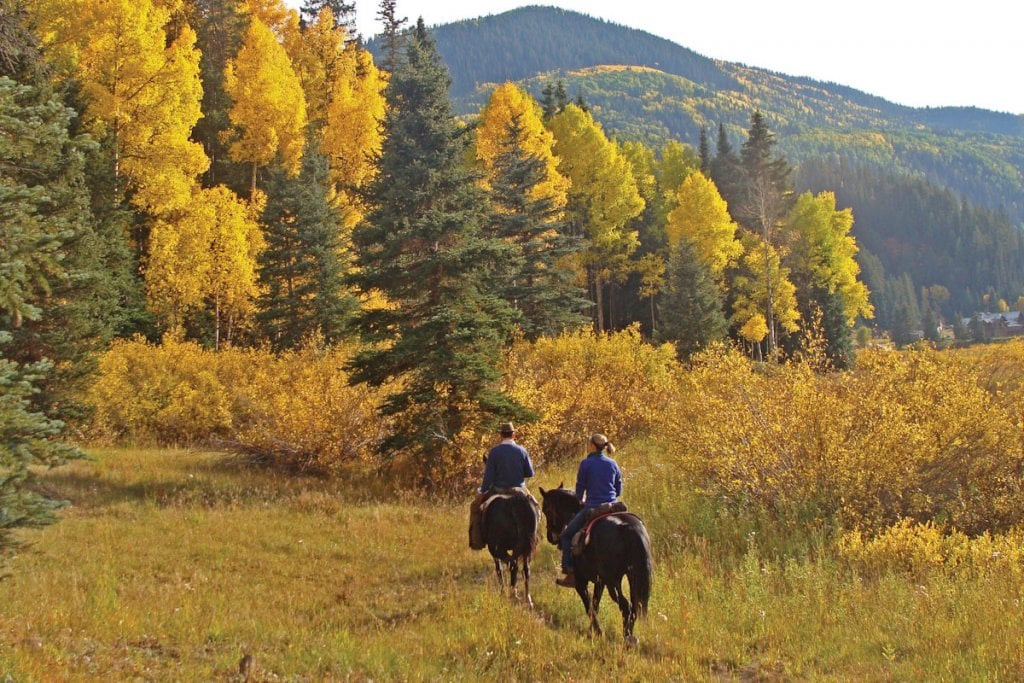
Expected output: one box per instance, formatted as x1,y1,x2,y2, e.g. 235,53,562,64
539,485,652,643
482,493,540,607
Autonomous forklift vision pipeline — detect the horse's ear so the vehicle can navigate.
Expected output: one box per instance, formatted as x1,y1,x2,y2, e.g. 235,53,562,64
482,454,487,464
539,486,547,497
558,480,564,490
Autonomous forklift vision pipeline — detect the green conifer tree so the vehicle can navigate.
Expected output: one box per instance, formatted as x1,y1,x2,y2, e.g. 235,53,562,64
0,1,84,563
301,0,355,31
657,237,728,360
348,19,524,485
709,122,741,210
189,0,249,191
376,0,408,74
737,111,794,356
2,2,137,421
698,126,710,175
487,113,588,339
257,131,355,349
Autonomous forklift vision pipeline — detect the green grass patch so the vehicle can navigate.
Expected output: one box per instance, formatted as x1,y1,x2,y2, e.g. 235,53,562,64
1,448,1023,680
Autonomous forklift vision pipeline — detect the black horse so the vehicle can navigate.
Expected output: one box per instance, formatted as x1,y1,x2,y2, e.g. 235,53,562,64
482,493,540,607
539,485,652,643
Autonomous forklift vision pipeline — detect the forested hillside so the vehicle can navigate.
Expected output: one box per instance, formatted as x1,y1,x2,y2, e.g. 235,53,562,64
388,6,1024,228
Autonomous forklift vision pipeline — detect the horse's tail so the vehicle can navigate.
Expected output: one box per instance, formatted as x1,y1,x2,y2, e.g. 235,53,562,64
625,521,653,618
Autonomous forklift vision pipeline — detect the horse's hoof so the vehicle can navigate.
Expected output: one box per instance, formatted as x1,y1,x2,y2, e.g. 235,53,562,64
525,596,534,609
624,634,639,648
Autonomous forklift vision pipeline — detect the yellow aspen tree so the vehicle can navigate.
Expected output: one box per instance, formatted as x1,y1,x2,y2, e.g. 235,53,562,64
784,191,873,324
242,0,295,39
147,186,265,347
666,171,744,282
30,0,208,215
287,7,344,122
320,42,386,227
548,104,643,331
658,140,700,194
476,82,569,210
731,230,800,353
224,16,307,195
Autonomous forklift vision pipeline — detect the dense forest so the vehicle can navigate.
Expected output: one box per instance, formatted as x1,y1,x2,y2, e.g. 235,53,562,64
367,5,1024,333
390,6,1024,227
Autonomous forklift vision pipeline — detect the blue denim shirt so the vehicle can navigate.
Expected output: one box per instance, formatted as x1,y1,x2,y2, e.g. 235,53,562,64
481,441,534,491
575,451,622,508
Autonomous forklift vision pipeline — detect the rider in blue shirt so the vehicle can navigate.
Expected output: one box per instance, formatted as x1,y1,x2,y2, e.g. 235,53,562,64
469,422,534,549
556,433,621,587
481,427,534,491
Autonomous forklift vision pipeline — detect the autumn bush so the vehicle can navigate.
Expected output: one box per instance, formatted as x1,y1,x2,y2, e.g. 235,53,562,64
502,326,681,466
87,336,391,473
86,332,1024,525
672,344,1024,535
837,519,1024,579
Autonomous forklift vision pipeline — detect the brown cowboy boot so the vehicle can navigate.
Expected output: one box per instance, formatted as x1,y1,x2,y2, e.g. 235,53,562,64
555,572,575,587
468,494,487,550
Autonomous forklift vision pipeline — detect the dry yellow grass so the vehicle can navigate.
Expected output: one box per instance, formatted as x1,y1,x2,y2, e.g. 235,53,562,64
2,446,1024,680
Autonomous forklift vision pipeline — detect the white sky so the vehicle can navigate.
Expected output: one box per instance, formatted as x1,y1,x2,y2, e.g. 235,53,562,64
307,0,1024,115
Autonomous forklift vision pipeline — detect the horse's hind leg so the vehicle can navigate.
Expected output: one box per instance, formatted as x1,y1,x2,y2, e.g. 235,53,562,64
588,580,605,636
609,578,637,643
509,558,519,601
493,557,505,593
522,556,533,608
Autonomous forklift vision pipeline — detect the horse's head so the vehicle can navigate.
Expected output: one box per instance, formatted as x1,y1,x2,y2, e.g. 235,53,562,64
538,483,582,545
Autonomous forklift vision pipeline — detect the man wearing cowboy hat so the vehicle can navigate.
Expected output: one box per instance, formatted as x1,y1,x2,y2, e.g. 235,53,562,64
468,421,535,550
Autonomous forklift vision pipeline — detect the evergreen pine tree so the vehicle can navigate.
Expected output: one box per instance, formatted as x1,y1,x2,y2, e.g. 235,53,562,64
737,111,794,356
737,111,793,229
540,81,556,119
189,0,249,191
952,313,968,341
798,288,855,369
2,3,137,420
709,122,742,210
657,237,728,360
348,19,524,485
0,342,82,565
487,113,589,339
301,0,356,31
257,131,355,349
698,126,710,174
376,0,408,73
0,0,84,563
573,91,588,113
554,80,568,111
921,306,941,343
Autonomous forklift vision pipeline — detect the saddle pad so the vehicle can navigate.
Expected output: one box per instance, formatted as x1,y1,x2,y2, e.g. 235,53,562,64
572,511,641,556
480,488,539,515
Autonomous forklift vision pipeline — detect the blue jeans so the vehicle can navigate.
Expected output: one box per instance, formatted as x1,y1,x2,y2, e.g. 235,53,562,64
560,508,589,572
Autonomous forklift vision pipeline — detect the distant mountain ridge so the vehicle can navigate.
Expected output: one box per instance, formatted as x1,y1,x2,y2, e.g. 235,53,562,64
427,6,1023,136
366,5,1024,226
363,5,1024,316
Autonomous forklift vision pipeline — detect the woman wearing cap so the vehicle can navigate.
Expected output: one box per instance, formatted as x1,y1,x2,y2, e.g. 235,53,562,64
556,433,621,587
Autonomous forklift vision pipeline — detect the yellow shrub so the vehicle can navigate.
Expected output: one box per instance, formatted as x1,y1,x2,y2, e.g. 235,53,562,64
87,337,391,473
673,345,1024,534
502,326,681,465
88,336,233,444
838,520,1024,578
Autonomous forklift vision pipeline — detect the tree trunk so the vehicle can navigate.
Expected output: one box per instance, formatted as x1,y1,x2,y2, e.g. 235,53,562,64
214,295,221,351
763,233,776,356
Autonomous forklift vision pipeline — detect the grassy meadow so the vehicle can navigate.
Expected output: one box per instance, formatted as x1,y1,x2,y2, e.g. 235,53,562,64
2,445,1024,681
